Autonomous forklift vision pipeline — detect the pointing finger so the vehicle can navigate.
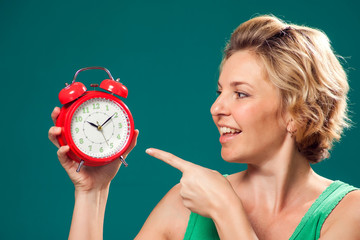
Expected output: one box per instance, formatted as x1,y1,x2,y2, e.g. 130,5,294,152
146,148,194,172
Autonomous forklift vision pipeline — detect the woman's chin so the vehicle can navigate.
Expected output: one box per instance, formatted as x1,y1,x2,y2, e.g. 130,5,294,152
221,149,246,163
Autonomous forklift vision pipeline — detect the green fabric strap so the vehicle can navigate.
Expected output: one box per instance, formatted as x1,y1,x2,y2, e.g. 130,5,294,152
183,213,220,240
183,180,358,240
290,180,357,239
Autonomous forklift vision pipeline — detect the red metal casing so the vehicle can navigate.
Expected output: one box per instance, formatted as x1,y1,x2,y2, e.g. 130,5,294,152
58,82,87,105
100,79,128,98
56,91,135,166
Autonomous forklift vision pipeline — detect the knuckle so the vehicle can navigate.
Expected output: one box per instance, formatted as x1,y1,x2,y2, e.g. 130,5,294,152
57,146,67,158
49,127,60,137
57,149,62,157
180,176,188,185
179,189,185,198
48,127,54,136
182,200,192,209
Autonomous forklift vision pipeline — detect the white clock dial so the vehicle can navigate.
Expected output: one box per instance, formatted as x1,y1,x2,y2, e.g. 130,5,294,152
70,98,131,158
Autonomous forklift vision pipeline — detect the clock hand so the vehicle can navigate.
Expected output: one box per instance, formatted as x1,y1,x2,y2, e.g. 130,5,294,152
86,121,98,128
97,121,109,146
100,131,109,146
100,113,116,128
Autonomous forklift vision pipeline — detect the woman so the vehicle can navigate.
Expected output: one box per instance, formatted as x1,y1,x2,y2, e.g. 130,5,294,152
49,15,360,239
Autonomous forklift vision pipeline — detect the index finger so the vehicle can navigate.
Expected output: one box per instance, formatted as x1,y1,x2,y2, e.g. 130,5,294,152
146,148,194,172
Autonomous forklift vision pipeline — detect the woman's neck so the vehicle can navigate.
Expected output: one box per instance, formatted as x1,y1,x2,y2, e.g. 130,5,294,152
234,137,328,214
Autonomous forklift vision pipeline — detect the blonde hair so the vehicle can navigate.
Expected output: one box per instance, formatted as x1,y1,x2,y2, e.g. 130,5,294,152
223,15,350,163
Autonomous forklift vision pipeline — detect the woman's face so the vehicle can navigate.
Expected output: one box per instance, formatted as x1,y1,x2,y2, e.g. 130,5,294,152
211,50,288,164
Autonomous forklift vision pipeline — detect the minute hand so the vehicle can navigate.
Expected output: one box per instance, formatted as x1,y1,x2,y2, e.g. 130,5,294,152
100,113,116,128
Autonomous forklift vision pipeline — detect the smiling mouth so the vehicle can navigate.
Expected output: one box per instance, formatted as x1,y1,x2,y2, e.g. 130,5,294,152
219,127,242,144
219,126,242,135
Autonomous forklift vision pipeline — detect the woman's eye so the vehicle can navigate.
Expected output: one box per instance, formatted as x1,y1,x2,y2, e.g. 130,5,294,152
236,92,248,98
216,90,222,96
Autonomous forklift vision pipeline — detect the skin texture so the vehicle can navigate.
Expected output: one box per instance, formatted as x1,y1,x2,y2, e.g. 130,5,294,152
49,50,360,240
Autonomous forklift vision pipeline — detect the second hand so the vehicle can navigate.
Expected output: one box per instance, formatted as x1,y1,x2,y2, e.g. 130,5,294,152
97,121,109,146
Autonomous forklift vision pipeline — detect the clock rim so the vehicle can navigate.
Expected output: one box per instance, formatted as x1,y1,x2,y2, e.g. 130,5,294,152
63,91,134,166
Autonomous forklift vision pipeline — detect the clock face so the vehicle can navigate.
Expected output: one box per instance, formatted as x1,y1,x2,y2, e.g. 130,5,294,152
70,97,131,159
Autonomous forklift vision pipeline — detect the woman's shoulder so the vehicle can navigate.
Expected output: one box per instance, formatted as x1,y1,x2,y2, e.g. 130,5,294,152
224,171,246,180
320,185,360,238
225,171,248,187
326,187,360,219
135,184,191,240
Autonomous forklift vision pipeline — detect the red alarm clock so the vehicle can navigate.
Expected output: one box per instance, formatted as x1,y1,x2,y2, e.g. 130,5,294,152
56,67,135,172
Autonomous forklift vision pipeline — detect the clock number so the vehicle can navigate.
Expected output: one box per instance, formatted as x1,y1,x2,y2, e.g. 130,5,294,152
83,107,89,114
75,116,83,122
114,112,118,118
110,143,114,149
88,145,92,151
106,105,109,111
117,134,121,139
100,147,104,153
75,127,79,133
79,138,84,144
93,103,100,110
118,123,122,128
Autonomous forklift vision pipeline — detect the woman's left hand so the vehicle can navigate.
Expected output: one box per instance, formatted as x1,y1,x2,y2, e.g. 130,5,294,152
146,148,239,219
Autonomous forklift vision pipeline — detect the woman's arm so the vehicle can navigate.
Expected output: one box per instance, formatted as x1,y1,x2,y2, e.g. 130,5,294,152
135,184,190,240
50,107,189,240
54,144,118,240
146,148,259,240
49,107,139,240
69,188,109,240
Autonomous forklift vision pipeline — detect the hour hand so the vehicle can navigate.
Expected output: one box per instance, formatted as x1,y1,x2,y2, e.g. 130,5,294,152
86,121,99,128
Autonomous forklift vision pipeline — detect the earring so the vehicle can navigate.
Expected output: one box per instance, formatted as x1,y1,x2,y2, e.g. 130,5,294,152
287,127,297,137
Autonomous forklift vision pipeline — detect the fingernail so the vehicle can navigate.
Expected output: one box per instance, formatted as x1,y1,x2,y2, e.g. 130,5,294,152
145,148,152,154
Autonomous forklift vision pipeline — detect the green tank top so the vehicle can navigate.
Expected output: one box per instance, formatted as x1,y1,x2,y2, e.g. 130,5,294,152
183,180,357,240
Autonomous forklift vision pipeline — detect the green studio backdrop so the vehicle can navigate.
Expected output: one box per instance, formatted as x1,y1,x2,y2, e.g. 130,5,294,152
0,0,359,239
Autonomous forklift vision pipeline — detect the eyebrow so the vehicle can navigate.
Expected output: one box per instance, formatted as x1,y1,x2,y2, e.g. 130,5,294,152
217,81,253,89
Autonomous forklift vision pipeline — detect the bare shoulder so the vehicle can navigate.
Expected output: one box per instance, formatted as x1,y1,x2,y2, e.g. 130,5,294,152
225,171,246,182
225,171,247,189
321,189,360,239
135,184,191,240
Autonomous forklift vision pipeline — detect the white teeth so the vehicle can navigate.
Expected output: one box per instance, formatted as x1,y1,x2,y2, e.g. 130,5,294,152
219,127,241,135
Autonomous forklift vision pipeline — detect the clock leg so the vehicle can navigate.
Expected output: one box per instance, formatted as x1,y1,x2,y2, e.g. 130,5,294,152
76,160,85,172
120,156,128,167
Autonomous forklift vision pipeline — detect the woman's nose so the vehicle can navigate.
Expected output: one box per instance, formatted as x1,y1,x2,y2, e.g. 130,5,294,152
210,93,229,116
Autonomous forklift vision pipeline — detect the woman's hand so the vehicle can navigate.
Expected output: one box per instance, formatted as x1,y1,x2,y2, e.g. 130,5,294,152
49,107,139,192
145,148,239,219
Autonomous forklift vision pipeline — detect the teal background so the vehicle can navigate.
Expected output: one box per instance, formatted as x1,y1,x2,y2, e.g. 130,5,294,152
0,0,359,239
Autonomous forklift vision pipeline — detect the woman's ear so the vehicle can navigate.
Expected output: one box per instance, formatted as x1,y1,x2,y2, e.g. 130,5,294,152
286,118,297,137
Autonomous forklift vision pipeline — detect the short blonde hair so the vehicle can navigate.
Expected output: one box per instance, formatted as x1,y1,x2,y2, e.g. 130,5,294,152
223,15,350,163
